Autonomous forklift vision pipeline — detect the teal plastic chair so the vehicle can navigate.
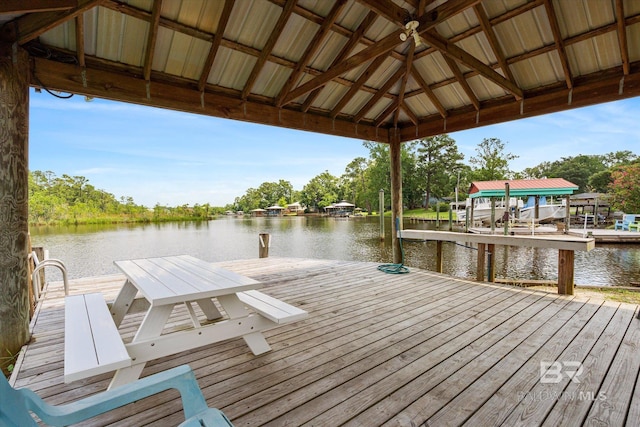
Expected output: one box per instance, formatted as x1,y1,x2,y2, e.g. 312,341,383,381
0,365,233,426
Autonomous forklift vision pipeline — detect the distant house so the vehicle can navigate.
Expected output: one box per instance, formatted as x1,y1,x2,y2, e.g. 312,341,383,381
250,208,266,217
325,200,356,217
266,205,285,217
286,202,305,215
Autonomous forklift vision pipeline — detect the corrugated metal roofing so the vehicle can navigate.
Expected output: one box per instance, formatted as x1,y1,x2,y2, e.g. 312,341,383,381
469,178,579,198
6,0,640,142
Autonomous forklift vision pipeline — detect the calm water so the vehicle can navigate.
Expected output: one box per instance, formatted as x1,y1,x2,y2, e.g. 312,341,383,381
30,216,640,287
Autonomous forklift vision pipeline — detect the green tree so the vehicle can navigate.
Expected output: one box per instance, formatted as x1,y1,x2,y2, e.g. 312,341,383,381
608,163,640,212
341,157,369,210
301,171,339,212
469,138,518,181
415,134,464,208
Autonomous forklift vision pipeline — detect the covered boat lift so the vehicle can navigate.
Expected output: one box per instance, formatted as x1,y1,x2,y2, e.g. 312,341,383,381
465,178,579,230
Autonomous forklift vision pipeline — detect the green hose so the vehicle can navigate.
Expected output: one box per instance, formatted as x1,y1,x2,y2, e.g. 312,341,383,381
378,217,410,274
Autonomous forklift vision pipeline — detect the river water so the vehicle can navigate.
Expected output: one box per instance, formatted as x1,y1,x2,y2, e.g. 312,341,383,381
29,216,640,287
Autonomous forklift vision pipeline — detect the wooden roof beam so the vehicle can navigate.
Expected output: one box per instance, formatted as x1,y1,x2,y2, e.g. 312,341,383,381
411,65,446,118
276,0,347,107
543,0,573,89
242,0,296,100
142,0,161,82
393,42,415,127
473,3,516,83
615,0,630,76
282,30,403,106
302,10,378,112
353,66,405,123
282,0,472,106
441,50,480,111
330,54,388,119
198,0,233,92
31,56,389,143
0,0,77,14
420,30,523,100
374,100,399,128
356,0,410,26
13,0,101,44
74,13,85,67
398,67,640,142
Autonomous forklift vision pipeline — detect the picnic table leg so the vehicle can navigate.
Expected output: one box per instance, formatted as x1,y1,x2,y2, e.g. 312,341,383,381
109,305,174,389
110,280,138,327
218,294,271,355
195,298,223,320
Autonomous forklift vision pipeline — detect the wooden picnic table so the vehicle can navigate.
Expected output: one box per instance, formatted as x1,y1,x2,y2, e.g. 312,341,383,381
64,255,307,390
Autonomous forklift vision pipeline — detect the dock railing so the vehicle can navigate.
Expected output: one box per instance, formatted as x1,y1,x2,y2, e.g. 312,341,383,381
400,230,595,295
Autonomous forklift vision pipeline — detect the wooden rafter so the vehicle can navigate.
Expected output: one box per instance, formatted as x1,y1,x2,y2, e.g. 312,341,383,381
411,65,447,118
615,0,630,76
401,103,419,126
330,54,388,119
282,0,474,107
353,66,406,123
276,0,347,107
473,3,516,83
441,48,480,111
356,0,410,26
420,30,523,100
282,30,403,106
393,42,415,126
543,0,573,89
242,0,296,100
302,10,378,112
0,0,77,14
374,100,400,128
74,13,85,67
198,0,234,92
13,0,101,44
143,0,162,82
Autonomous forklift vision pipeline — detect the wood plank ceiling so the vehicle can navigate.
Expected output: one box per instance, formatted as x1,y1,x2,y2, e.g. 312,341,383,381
1,0,640,143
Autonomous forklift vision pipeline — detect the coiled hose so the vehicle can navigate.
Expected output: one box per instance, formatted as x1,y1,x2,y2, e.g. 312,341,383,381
377,217,410,274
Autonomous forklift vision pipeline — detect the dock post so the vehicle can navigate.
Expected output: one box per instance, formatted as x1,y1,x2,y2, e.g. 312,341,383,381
487,244,495,282
476,243,486,281
436,241,443,273
259,233,270,258
379,189,384,240
557,249,574,295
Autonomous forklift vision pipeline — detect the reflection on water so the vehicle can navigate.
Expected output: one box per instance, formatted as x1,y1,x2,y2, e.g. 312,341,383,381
30,216,640,287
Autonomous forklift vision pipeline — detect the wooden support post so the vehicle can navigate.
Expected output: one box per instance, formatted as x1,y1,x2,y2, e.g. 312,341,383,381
0,42,31,371
435,241,443,273
503,183,510,235
389,134,403,264
558,249,575,295
487,243,495,282
476,243,486,282
564,195,571,234
258,233,270,258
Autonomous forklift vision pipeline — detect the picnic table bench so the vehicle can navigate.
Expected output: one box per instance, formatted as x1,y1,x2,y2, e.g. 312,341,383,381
64,255,307,389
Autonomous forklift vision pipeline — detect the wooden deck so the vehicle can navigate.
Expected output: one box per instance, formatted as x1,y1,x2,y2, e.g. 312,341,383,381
11,257,640,426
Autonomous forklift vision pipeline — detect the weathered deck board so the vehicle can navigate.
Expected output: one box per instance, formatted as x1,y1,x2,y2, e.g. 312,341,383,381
10,257,640,426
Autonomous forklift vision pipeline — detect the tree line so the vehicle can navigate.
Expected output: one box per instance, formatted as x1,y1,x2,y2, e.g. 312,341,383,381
232,137,640,214
29,137,639,225
28,171,226,225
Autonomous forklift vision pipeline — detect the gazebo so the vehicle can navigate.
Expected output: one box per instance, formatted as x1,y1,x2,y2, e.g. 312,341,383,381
1,0,640,366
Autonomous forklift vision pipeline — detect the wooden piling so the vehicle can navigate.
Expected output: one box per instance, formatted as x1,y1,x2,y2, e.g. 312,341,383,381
259,233,270,258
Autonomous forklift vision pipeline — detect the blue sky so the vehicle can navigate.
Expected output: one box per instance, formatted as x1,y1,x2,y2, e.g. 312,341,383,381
29,90,640,207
